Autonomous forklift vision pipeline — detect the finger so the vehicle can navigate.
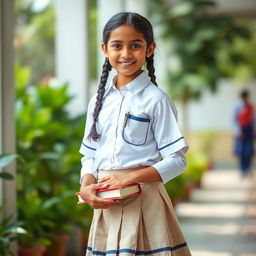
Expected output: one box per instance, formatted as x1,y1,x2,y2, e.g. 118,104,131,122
92,183,109,190
98,176,110,183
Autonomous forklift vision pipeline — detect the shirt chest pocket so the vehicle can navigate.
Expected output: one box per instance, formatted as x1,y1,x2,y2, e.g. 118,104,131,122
122,113,151,146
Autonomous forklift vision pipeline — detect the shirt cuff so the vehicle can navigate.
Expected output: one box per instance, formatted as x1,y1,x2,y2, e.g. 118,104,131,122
153,149,187,184
80,157,98,184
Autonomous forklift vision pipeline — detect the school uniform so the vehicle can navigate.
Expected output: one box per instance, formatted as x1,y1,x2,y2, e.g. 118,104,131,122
231,99,255,174
80,71,191,256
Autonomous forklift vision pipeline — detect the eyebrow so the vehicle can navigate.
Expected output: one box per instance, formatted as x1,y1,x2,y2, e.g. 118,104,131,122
110,39,144,43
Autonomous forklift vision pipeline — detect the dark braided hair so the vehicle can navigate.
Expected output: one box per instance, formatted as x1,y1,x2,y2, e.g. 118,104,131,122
89,12,157,141
146,54,157,85
89,58,112,141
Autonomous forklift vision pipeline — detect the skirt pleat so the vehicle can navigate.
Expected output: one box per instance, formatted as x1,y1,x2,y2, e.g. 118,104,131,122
86,170,191,256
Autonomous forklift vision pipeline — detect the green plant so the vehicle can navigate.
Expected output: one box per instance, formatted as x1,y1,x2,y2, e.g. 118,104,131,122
15,63,92,245
0,154,19,180
165,175,187,202
0,153,26,256
150,0,252,131
184,151,208,185
0,207,26,256
17,191,56,247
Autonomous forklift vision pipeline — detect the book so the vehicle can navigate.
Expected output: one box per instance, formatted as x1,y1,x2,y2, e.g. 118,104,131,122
76,183,141,203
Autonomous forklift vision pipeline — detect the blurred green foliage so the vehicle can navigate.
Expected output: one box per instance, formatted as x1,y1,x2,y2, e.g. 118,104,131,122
185,151,208,184
150,0,253,103
217,23,256,82
15,0,55,84
15,63,92,247
15,0,98,84
0,153,26,256
0,206,26,256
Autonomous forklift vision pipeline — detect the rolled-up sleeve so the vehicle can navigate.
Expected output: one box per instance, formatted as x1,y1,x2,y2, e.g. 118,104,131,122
152,95,188,158
153,148,187,184
79,97,98,183
151,95,188,183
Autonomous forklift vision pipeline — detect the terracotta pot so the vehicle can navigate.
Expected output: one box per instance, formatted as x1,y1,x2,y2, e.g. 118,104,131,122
18,243,46,256
81,234,89,252
44,234,69,256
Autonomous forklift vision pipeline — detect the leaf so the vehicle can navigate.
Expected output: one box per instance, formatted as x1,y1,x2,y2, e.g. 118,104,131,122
9,227,27,235
169,2,194,18
42,197,60,209
0,172,14,180
39,152,59,160
0,154,19,169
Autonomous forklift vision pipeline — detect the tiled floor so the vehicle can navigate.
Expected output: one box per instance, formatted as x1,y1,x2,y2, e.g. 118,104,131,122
176,169,256,256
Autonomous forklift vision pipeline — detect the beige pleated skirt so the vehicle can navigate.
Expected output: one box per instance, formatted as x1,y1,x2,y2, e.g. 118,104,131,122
86,169,191,256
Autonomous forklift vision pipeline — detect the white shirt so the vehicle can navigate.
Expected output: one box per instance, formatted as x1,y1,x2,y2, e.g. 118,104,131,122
79,71,189,184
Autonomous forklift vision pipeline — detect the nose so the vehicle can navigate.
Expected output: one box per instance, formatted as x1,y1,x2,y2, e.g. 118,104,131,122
121,46,132,58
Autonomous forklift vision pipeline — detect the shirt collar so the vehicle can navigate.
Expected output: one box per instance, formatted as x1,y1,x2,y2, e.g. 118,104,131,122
103,71,151,98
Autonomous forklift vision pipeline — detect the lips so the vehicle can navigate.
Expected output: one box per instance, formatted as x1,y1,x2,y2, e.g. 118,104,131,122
118,61,136,67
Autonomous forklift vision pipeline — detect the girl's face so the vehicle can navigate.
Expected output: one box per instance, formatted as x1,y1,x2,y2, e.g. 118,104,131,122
102,25,155,87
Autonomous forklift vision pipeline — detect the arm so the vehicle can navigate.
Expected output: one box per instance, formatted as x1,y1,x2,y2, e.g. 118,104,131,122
98,149,187,186
231,101,241,137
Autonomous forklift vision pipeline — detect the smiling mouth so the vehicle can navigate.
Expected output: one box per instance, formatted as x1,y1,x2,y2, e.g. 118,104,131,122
118,61,136,67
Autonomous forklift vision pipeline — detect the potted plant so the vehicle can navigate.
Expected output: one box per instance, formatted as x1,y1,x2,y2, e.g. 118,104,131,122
0,207,27,256
15,64,92,255
17,191,56,256
0,153,26,256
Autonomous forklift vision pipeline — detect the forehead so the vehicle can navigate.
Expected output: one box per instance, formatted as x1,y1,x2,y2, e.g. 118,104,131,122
108,25,146,43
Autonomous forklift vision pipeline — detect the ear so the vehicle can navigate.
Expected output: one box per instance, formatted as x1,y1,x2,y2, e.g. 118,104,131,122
146,42,156,58
101,43,109,58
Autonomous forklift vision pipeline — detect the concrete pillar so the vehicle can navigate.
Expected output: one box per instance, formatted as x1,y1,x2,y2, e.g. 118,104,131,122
55,0,89,116
125,0,147,16
0,0,17,254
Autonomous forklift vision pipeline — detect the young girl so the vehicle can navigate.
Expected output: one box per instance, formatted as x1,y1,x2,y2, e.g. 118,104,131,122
79,12,191,256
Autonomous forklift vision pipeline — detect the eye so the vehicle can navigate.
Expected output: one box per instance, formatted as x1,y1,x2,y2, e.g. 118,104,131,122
111,43,122,49
131,43,142,49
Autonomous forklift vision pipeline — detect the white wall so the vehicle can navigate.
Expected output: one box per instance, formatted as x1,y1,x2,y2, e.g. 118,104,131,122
55,0,89,116
186,79,256,132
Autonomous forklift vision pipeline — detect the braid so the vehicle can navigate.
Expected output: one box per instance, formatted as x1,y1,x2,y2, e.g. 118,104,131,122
89,58,112,141
146,54,157,86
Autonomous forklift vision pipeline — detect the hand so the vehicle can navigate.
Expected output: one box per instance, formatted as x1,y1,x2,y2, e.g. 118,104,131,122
98,173,134,188
79,183,116,209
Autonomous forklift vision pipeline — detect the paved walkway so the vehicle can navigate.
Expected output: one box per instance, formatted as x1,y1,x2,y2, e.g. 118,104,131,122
176,169,256,256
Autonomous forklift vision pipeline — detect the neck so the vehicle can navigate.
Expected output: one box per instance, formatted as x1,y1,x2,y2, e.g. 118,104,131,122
116,70,143,90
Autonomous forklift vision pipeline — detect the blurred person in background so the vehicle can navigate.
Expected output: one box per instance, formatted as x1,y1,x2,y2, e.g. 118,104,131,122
232,90,255,177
